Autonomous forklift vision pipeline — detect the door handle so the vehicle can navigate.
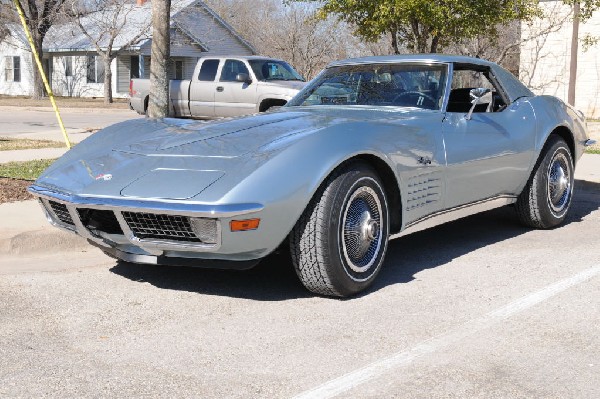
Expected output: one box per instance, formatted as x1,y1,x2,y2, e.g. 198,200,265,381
417,156,432,165
216,86,224,92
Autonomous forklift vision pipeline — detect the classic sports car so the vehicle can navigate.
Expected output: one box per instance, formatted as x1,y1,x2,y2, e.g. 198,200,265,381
30,55,595,297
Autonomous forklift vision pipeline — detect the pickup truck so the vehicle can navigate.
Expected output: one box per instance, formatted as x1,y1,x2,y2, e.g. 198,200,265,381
129,56,306,118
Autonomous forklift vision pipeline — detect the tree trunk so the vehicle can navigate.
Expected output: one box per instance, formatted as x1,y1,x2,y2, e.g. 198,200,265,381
103,55,113,104
568,1,580,106
30,31,45,99
391,30,400,54
430,36,440,53
149,0,171,118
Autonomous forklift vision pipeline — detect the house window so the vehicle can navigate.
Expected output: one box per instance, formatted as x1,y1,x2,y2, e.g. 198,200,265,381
65,56,73,77
4,56,21,82
130,55,140,79
175,60,183,80
87,56,105,83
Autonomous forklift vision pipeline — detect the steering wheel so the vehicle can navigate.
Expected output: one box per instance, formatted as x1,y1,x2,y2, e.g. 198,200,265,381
392,91,437,108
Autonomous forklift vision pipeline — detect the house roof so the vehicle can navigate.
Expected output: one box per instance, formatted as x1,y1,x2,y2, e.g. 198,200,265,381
3,24,29,48
38,0,255,54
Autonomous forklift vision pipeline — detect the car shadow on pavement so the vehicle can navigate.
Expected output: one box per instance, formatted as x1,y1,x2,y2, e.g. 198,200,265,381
110,179,600,300
368,179,600,295
109,248,311,301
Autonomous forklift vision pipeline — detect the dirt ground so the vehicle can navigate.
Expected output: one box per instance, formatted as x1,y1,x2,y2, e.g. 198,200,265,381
0,178,33,204
0,95,129,109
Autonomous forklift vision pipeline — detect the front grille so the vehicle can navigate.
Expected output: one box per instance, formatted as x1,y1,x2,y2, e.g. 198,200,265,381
122,212,201,242
48,201,74,225
78,209,123,235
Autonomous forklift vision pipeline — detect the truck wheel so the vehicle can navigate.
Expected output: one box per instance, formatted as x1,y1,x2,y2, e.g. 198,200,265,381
516,135,574,229
259,99,287,112
290,162,389,297
144,96,149,116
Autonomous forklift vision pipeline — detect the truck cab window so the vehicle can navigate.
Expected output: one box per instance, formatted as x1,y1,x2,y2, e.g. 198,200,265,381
220,60,250,82
198,59,219,81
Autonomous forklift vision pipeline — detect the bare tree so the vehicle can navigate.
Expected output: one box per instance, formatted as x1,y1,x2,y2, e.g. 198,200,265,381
69,0,151,104
448,4,572,79
519,2,575,92
148,0,170,118
12,0,68,99
205,0,376,79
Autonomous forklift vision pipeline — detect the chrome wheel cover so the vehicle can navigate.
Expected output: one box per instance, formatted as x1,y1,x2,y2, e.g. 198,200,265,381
341,184,383,274
547,150,572,214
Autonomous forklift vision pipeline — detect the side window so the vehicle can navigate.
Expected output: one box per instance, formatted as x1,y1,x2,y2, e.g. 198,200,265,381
4,56,21,82
64,56,73,77
447,68,507,113
130,55,140,79
220,59,249,82
174,60,183,80
198,59,219,81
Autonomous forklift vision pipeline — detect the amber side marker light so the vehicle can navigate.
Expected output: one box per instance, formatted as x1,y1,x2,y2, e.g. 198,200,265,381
230,219,260,232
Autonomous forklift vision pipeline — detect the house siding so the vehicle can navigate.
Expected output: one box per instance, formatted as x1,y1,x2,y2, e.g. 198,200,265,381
0,36,34,96
184,57,198,80
174,4,255,56
50,54,124,98
520,0,600,118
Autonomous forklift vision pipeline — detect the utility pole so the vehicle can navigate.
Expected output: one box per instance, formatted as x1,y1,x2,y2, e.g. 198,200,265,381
148,0,171,118
568,1,580,106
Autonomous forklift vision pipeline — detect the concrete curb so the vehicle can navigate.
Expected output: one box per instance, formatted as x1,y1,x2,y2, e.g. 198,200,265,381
0,200,90,257
0,229,90,256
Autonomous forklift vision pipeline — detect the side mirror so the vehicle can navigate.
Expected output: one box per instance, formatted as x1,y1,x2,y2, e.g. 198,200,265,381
236,73,251,84
466,88,491,120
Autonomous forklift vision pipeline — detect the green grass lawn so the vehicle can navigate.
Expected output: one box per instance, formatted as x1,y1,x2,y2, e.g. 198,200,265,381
0,137,66,151
0,159,56,180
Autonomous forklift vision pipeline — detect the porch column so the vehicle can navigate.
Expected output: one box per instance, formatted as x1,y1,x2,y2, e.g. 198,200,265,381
139,55,144,79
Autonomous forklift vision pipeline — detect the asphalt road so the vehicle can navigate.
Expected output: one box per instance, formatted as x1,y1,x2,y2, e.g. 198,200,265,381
0,106,142,142
1,178,599,398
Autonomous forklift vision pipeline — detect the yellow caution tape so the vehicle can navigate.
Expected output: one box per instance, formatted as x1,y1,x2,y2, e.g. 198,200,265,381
12,0,72,149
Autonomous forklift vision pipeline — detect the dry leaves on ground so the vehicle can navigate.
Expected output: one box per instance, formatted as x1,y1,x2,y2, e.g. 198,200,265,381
0,178,33,204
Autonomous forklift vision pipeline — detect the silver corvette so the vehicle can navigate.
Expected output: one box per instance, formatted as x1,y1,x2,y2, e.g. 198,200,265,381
30,55,595,297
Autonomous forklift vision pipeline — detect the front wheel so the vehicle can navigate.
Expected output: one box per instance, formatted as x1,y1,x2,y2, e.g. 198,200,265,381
516,136,574,229
290,163,389,297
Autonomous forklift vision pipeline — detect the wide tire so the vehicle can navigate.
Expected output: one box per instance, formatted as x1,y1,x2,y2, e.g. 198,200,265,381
516,136,574,229
290,163,389,297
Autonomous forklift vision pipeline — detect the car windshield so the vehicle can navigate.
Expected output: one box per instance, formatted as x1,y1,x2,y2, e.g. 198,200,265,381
288,63,448,110
249,60,305,82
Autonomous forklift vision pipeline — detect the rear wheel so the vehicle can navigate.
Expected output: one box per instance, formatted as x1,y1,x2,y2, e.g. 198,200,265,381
516,136,574,228
290,163,389,297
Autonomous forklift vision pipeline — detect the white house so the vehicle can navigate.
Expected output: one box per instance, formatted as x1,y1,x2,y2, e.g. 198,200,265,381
0,0,255,98
521,0,600,118
0,26,34,96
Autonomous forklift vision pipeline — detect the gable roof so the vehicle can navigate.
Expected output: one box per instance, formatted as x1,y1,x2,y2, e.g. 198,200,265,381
40,0,255,54
2,24,29,48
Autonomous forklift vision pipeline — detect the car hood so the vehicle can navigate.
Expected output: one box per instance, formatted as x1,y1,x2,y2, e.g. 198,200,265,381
258,80,306,91
116,111,320,157
35,107,438,200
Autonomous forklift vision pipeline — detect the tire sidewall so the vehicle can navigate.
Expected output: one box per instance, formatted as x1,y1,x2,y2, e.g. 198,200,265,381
534,140,574,225
326,168,389,295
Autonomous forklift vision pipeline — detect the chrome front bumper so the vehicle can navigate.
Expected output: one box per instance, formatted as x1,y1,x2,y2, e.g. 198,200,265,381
28,184,265,261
